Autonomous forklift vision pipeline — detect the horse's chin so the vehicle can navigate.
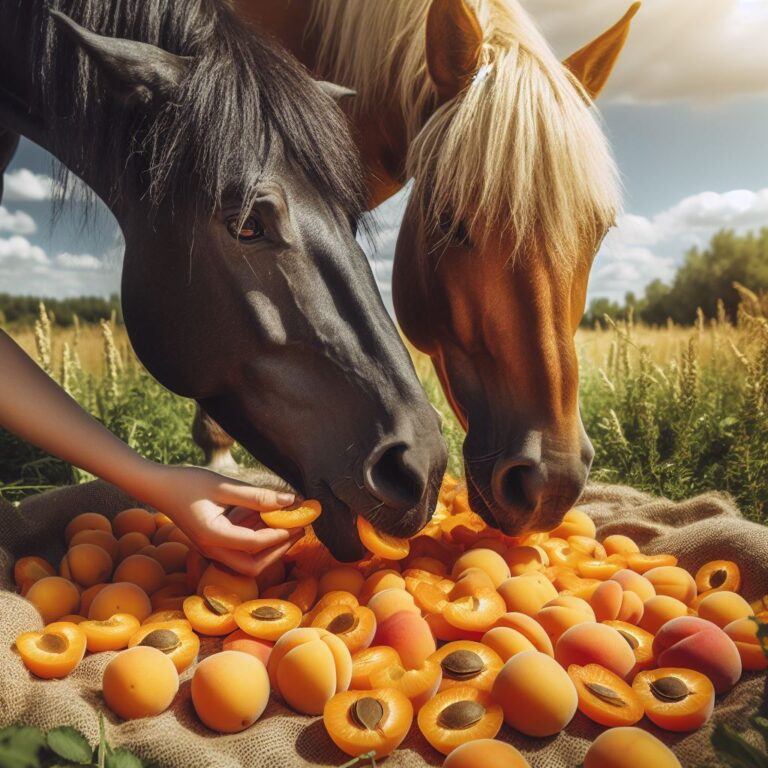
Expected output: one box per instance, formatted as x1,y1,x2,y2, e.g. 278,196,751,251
310,490,367,562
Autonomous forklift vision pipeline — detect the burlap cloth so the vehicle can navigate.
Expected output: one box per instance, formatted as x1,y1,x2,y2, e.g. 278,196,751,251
1,481,766,767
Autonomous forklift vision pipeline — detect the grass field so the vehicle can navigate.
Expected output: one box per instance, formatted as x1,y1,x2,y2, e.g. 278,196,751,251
3,292,768,525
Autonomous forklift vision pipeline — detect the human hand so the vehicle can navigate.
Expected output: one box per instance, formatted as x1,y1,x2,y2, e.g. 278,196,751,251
140,464,303,576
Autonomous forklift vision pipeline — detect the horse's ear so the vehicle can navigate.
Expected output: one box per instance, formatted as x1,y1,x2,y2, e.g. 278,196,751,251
425,0,483,103
564,2,640,100
48,9,190,108
316,81,356,103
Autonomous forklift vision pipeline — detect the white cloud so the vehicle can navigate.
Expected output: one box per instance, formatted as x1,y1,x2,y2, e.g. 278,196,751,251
526,0,768,103
591,186,768,301
3,169,57,202
54,252,103,271
0,206,36,235
0,236,48,267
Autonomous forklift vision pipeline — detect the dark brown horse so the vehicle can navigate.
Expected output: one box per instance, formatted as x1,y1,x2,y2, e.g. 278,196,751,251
0,0,446,560
237,0,637,536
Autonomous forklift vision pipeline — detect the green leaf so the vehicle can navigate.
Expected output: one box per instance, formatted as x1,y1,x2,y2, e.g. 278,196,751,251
711,723,768,768
104,749,143,768
8,728,45,756
45,728,92,765
0,744,40,768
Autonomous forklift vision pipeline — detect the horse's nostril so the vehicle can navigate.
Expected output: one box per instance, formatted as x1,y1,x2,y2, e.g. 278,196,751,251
365,442,426,511
492,456,544,514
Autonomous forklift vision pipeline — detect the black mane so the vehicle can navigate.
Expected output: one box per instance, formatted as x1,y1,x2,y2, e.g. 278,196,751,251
29,0,366,220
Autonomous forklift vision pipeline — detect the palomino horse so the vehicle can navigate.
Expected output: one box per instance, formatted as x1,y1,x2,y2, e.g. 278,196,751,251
0,0,446,561
237,0,638,535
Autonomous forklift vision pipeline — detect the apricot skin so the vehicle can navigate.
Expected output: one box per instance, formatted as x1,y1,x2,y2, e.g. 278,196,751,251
481,627,536,662
67,543,113,588
113,554,166,595
653,616,742,694
639,595,688,635
373,610,436,670
584,727,681,768
724,618,768,671
102,646,179,719
644,566,697,605
25,577,80,624
113,508,156,539
555,623,636,679
696,591,753,628
491,651,577,737
88,582,152,623
443,739,531,768
64,512,112,544
498,574,558,617
452,549,510,588
191,650,270,733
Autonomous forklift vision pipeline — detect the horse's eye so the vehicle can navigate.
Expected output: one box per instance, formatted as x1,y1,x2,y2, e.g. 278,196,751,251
226,214,265,242
438,210,471,247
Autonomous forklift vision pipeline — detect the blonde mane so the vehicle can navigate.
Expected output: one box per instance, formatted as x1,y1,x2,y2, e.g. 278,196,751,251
309,0,621,266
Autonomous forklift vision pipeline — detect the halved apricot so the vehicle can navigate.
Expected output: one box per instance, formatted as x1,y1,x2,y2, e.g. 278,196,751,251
694,560,741,594
430,641,502,693
184,586,241,635
260,499,321,529
568,664,644,727
450,569,495,600
196,563,259,601
142,609,187,625
584,727,682,768
426,614,484,643
16,621,87,679
369,658,442,710
417,686,502,755
443,589,506,633
443,739,531,768
324,688,413,758
128,620,199,673
103,646,178,719
724,617,768,671
505,545,549,575
262,576,318,613
412,580,450,615
568,536,607,559
626,552,677,574
405,557,448,576
25,576,80,624
234,598,302,641
350,646,401,689
603,621,655,674
222,629,273,665
311,604,376,654
452,549,510,588
80,613,140,652
14,556,55,589
150,582,190,612
64,512,112,544
633,668,715,731
357,516,410,560
89,582,152,623
303,590,359,626
577,559,624,581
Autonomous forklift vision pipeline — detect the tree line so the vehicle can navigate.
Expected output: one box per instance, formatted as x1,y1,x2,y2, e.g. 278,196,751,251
582,228,768,327
0,293,123,327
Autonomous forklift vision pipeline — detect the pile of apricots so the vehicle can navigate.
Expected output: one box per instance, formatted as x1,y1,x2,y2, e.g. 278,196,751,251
11,477,768,768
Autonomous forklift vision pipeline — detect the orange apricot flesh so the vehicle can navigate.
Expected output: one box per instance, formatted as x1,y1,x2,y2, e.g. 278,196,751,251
568,664,644,727
626,552,677,574
695,559,741,594
443,588,506,633
350,646,402,689
584,727,682,768
357,516,410,560
369,658,442,710
417,686,502,755
310,604,376,654
191,650,270,733
183,587,241,636
260,499,321,529
324,688,413,758
262,576,318,613
16,621,87,679
103,646,179,719
128,620,199,673
80,613,140,652
602,621,656,674
633,667,715,731
14,556,55,588
430,641,503,693
235,598,302,641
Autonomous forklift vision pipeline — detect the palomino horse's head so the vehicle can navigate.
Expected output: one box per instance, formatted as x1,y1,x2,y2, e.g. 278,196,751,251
28,4,446,560
394,1,638,535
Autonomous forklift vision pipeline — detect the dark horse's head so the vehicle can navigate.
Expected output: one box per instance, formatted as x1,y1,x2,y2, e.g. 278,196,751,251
2,0,446,559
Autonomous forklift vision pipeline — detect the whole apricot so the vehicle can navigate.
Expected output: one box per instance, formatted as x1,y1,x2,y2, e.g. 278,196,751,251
452,549,510,588
64,512,112,544
584,727,681,768
67,543,113,588
113,508,156,539
113,554,165,595
89,582,151,622
696,591,753,628
644,566,697,605
555,623,636,679
191,650,270,732
498,574,558,617
443,739,530,768
26,577,80,624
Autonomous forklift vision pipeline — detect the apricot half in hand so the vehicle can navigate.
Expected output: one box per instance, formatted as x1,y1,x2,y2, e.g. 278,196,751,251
103,646,179,719
568,664,643,727
417,686,502,755
260,499,321,529
324,688,413,758
80,613,140,652
633,668,715,732
128,620,199,673
192,650,270,733
357,516,410,560
235,598,302,641
16,621,87,679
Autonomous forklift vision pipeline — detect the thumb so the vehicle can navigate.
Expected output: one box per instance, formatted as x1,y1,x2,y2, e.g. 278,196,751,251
216,481,295,511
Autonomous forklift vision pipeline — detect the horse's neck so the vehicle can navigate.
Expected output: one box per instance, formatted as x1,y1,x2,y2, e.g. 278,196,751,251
240,0,412,209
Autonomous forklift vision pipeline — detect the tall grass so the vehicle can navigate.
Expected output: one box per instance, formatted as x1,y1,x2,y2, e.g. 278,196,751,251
2,295,768,524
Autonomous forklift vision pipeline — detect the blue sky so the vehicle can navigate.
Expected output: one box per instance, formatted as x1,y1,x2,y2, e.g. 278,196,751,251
2,0,767,306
